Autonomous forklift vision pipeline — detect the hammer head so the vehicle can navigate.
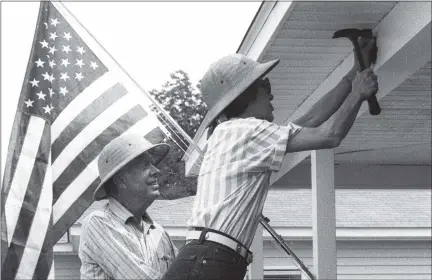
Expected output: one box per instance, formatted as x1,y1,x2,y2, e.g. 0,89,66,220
333,28,373,39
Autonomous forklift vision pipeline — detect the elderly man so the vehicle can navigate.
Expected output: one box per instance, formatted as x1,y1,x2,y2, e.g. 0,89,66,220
161,40,378,280
79,133,178,279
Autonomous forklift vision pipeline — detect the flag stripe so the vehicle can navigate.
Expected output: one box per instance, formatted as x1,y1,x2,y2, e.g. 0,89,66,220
52,105,148,204
52,115,160,226
52,178,99,242
33,213,54,280
53,160,98,225
15,154,52,280
2,112,32,203
51,83,128,162
2,121,50,280
5,116,46,247
51,72,117,143
51,93,138,182
1,113,32,268
48,260,55,280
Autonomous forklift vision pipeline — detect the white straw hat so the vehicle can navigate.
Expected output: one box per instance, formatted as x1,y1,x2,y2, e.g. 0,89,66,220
93,132,170,201
195,54,279,139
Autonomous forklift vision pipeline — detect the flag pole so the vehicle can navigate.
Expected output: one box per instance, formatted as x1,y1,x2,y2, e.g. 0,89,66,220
54,1,204,156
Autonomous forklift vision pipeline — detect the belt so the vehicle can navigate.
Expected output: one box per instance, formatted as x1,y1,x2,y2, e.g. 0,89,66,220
185,228,253,264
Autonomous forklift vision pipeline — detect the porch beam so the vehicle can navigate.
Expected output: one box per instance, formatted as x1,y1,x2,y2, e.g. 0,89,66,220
270,1,432,184
311,149,336,279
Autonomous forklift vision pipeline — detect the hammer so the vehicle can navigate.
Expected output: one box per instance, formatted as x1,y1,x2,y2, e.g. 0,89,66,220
333,28,381,115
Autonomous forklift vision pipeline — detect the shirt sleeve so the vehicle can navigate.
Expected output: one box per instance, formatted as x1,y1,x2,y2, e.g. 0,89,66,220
245,120,302,173
79,215,163,280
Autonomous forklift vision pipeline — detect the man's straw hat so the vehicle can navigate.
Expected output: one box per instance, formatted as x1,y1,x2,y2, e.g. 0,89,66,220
197,54,279,136
93,132,170,201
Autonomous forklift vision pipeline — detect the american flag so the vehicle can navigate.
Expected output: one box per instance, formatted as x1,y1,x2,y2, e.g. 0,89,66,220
1,2,170,279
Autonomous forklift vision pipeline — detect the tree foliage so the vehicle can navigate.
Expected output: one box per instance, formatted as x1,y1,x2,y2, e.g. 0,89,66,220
148,70,206,200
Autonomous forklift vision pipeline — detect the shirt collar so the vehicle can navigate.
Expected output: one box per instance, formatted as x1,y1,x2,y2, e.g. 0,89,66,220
108,197,155,227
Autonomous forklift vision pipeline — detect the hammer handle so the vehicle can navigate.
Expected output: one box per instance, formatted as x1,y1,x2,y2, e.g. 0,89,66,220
351,38,381,115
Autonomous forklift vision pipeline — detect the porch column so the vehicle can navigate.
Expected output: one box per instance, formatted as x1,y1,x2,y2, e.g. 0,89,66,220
248,223,264,280
311,149,337,279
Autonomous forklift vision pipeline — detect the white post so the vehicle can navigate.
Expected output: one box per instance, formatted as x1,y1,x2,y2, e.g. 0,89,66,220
311,149,337,279
248,224,264,280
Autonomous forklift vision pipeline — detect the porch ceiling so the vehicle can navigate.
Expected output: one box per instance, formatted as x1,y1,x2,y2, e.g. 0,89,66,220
263,1,397,124
256,1,431,166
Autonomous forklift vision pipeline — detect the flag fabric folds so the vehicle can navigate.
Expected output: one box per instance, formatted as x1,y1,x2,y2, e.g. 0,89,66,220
1,2,168,279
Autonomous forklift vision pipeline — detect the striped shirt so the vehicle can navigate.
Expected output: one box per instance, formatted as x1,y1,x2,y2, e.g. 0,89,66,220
79,198,178,279
187,118,301,248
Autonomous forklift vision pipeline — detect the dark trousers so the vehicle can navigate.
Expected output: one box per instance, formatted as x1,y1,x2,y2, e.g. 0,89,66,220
161,231,248,280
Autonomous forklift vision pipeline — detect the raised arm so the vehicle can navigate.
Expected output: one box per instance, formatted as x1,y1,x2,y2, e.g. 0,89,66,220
285,68,378,153
293,38,376,128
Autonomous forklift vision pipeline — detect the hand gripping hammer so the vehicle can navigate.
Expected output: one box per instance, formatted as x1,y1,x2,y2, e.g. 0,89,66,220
333,28,381,115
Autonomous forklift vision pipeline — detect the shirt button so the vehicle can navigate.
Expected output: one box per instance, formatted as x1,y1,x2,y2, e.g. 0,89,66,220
203,260,207,264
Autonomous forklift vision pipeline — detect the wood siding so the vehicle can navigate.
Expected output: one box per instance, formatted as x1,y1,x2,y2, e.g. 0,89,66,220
54,254,81,280
264,240,431,280
54,240,431,279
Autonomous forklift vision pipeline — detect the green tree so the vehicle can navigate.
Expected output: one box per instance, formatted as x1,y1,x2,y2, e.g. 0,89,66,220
148,70,206,199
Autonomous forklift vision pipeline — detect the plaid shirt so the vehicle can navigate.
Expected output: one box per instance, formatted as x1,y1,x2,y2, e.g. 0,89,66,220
187,118,301,248
79,198,178,279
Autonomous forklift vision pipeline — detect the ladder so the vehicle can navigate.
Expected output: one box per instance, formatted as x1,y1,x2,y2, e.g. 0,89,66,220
260,215,317,280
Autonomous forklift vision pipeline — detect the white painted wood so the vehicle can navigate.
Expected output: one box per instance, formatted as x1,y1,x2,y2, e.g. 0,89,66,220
53,255,81,280
282,20,377,31
289,11,386,22
237,2,276,57
269,2,432,183
239,1,297,61
271,66,337,73
269,73,329,81
293,2,397,14
249,224,264,280
269,45,353,54
311,149,337,279
273,38,352,47
279,29,339,39
263,240,431,279
267,52,347,61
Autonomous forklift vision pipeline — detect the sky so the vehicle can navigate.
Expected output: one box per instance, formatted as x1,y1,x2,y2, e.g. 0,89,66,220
1,1,261,177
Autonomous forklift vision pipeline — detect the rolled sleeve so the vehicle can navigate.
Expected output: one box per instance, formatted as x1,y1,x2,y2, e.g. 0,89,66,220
269,122,302,172
245,120,302,173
